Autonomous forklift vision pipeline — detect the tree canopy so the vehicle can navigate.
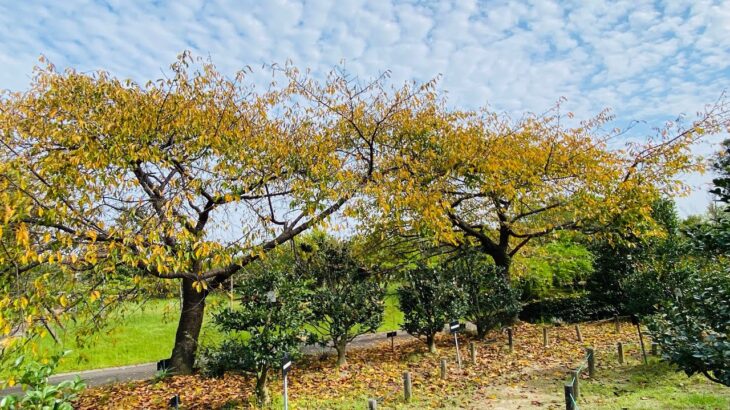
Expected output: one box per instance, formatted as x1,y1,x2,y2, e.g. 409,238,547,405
364,100,729,274
1,52,729,375
0,53,440,372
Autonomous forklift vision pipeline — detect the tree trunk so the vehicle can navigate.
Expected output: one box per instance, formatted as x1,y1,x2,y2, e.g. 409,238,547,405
476,323,488,339
335,339,348,367
255,366,270,407
169,277,207,374
491,249,512,278
426,334,437,353
486,247,520,322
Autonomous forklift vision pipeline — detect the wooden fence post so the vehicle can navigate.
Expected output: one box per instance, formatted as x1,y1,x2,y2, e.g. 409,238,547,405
586,347,595,378
543,327,549,347
440,358,447,380
403,372,412,402
617,342,624,364
575,324,583,342
469,342,476,364
636,323,648,365
564,382,576,410
368,398,377,409
572,369,580,399
614,315,621,333
651,342,659,356
508,328,514,352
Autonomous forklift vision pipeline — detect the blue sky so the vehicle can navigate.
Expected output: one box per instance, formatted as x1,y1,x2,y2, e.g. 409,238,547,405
1,0,728,215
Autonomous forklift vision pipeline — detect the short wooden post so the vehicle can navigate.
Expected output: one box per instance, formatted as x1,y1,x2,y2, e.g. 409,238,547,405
564,382,576,410
571,369,580,399
543,327,549,347
575,324,583,342
368,398,377,409
440,358,447,379
614,315,621,333
507,328,514,352
469,341,476,364
586,348,595,378
636,323,648,364
617,342,624,364
651,342,659,356
403,372,412,402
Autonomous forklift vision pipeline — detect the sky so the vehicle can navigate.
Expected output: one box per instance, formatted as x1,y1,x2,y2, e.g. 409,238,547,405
0,0,728,215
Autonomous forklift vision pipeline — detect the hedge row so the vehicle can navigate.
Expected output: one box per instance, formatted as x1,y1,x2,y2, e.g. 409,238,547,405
519,292,618,323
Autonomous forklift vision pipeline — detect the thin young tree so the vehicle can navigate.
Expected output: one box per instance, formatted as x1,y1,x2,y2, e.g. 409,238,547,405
300,236,385,367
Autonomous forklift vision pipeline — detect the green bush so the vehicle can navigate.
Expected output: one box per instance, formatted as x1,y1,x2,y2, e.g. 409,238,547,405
519,293,617,323
398,263,466,353
647,269,730,386
585,198,682,315
519,238,593,300
201,265,311,406
446,251,520,338
299,237,385,367
0,351,85,410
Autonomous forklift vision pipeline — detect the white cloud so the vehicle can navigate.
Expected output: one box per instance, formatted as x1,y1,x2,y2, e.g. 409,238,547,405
0,0,728,215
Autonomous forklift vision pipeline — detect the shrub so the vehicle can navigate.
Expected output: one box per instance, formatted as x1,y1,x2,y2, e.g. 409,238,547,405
446,251,521,338
519,238,594,300
202,265,311,406
0,351,86,410
585,198,682,315
519,293,617,323
647,269,730,386
299,238,385,367
398,263,466,353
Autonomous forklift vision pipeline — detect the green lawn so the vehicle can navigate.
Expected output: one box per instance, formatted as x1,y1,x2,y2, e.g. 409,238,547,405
379,284,404,332
580,360,729,409
36,298,194,373
6,286,405,376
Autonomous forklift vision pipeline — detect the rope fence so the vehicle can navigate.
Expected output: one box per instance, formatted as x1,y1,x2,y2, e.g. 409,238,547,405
564,348,592,410
560,317,660,410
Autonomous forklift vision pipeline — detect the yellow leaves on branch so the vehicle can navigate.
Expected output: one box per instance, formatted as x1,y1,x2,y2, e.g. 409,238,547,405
366,97,729,258
15,223,29,247
192,280,208,293
0,51,728,341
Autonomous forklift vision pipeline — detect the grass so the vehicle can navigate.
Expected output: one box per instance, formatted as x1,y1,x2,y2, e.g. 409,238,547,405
5,285,405,376
37,298,201,373
580,359,729,409
379,283,405,332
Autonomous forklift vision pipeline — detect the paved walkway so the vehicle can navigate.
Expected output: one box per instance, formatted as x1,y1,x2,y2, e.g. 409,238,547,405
0,362,157,396
0,330,416,397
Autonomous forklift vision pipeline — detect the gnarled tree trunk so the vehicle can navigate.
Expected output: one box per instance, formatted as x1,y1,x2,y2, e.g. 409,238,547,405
489,248,512,278
169,277,207,374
